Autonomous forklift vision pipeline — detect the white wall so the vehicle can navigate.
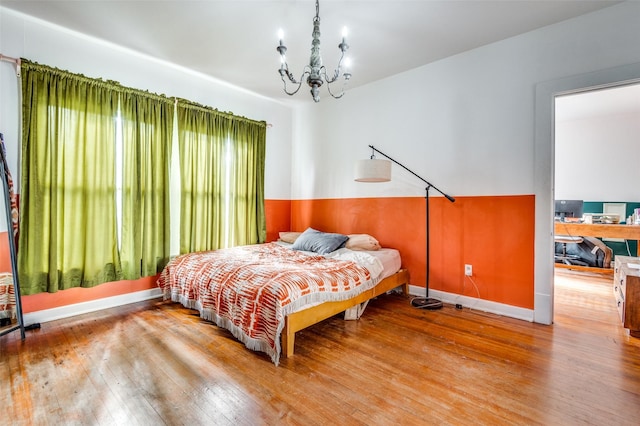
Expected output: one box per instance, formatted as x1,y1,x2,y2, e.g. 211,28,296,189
0,7,294,201
556,111,640,201
292,1,640,202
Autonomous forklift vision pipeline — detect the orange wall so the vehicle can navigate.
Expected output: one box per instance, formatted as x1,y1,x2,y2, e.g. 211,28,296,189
2,199,291,314
0,231,10,272
1,196,534,314
289,195,535,309
265,199,291,242
1,229,158,313
20,276,157,313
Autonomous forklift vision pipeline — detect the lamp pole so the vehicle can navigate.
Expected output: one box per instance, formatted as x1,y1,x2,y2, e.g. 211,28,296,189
366,145,455,309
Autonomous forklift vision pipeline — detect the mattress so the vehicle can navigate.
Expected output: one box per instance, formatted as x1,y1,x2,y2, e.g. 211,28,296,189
366,248,402,280
276,241,401,282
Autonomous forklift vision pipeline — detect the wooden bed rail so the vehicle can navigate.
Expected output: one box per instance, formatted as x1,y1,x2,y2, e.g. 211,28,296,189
281,268,409,357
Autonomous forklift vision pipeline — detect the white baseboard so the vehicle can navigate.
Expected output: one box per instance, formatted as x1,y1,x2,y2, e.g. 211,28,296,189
408,285,535,322
22,285,533,327
23,288,163,326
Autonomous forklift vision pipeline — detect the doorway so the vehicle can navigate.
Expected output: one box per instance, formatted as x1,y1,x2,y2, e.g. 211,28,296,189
553,83,640,322
533,62,640,325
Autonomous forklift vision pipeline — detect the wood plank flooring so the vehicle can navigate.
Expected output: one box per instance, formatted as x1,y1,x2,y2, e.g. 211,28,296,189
1,270,639,425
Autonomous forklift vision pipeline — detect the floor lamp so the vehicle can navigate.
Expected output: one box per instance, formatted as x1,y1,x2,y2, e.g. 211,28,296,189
354,145,455,310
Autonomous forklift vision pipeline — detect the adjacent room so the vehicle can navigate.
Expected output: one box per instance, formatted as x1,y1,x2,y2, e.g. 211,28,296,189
1,1,639,424
554,83,640,272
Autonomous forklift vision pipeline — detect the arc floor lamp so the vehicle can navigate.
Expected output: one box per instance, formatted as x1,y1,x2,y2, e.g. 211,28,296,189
355,145,455,310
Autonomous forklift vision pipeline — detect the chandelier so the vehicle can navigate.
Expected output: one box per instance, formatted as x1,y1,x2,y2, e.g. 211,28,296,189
276,0,351,102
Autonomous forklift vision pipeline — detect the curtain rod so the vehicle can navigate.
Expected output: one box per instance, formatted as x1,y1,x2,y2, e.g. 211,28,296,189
4,55,272,125
0,54,21,77
0,54,20,65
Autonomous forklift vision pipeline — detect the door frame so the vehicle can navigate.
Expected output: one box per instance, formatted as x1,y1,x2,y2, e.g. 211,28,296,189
533,62,640,324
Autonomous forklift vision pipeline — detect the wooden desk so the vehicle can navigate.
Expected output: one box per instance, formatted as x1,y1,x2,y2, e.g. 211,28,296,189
554,222,640,256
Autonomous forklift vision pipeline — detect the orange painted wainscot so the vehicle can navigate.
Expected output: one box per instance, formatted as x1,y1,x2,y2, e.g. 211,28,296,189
0,235,155,313
0,199,292,314
286,195,535,310
1,195,533,315
0,233,154,315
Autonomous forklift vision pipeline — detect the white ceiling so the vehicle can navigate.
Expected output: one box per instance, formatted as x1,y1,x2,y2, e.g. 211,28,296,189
0,0,624,104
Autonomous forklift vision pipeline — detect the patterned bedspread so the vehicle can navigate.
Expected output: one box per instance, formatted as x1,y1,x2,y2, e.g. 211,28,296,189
156,242,375,365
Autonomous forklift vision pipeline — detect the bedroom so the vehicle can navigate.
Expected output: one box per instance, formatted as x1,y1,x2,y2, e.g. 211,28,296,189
1,0,640,423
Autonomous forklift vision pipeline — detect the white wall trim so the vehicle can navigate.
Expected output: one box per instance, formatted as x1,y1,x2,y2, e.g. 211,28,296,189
408,285,534,322
23,288,162,326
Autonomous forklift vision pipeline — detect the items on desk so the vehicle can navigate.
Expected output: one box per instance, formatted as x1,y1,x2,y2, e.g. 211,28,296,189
583,213,621,224
554,199,583,222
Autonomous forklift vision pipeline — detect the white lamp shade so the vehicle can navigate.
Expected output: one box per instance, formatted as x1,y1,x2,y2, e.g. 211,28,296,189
354,159,392,182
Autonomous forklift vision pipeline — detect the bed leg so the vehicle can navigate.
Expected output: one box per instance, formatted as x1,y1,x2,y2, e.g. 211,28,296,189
401,282,409,296
282,317,295,357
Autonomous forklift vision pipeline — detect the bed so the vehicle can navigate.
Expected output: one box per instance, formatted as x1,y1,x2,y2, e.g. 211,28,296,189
157,229,408,365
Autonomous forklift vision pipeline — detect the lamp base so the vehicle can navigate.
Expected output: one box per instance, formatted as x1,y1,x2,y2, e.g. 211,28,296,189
411,297,443,310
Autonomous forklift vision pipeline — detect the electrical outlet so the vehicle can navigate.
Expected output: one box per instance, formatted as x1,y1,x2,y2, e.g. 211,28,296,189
464,264,473,276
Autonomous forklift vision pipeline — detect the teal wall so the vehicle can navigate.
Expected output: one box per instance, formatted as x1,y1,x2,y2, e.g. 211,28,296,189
584,201,640,258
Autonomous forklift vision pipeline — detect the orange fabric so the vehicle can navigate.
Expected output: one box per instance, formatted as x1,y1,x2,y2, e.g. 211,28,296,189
0,272,16,318
157,242,372,364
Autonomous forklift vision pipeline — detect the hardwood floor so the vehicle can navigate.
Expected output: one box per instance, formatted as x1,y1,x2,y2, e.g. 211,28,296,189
2,271,639,425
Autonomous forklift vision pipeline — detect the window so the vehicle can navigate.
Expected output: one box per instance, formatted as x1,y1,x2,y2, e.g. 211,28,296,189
18,60,266,294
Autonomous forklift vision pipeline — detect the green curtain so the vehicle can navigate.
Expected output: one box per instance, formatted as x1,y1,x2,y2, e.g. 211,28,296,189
176,101,266,253
228,119,266,246
19,61,121,293
18,60,266,294
119,91,174,279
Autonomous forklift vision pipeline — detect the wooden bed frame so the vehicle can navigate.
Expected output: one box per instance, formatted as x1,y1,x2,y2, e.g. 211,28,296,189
281,268,409,357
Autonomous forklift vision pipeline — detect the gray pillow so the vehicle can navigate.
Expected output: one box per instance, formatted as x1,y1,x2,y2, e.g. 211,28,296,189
291,227,349,255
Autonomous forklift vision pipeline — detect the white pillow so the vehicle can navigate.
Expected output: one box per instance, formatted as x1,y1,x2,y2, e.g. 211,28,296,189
346,234,381,251
278,231,302,244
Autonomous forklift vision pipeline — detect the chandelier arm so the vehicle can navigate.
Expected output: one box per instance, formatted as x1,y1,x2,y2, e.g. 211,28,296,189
280,76,304,96
281,68,312,96
325,76,346,99
323,51,347,85
319,65,350,99
279,60,309,85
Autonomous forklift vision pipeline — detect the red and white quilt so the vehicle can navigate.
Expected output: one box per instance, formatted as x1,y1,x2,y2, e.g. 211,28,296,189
156,242,375,365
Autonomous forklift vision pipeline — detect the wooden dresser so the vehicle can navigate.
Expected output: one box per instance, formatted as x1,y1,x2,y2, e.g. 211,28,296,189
613,256,640,337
